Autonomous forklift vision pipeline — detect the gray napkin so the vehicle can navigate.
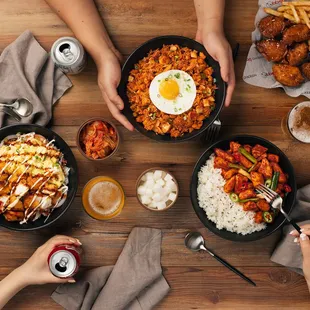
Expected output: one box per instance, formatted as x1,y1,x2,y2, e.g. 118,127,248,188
51,227,170,310
0,30,72,127
271,185,310,275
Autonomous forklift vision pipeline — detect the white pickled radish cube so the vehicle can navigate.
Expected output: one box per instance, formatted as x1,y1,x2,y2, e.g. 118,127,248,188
144,179,155,189
168,192,177,202
164,173,173,182
137,185,146,196
141,195,151,205
156,201,166,210
153,183,162,192
156,179,165,186
145,172,154,181
152,193,162,202
153,170,163,180
145,188,153,197
141,175,147,182
165,180,177,192
148,202,157,209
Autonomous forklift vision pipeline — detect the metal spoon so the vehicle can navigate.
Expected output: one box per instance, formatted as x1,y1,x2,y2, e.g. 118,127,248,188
0,98,33,119
185,232,256,286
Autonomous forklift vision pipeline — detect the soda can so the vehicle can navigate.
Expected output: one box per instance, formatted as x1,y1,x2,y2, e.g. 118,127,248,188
51,37,86,74
48,245,82,278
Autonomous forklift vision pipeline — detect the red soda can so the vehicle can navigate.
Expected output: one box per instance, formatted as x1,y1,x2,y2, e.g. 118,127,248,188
48,245,82,278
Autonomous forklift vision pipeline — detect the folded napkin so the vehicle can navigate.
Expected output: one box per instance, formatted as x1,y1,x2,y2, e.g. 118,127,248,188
0,30,72,127
271,185,310,275
52,227,170,310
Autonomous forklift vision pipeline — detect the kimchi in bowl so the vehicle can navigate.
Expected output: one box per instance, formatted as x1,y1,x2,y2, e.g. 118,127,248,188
77,118,120,161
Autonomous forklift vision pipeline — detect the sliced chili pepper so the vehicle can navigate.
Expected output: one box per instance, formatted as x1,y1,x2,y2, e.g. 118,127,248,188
238,147,257,164
228,163,246,170
271,172,280,191
263,211,274,223
265,179,272,188
229,193,239,202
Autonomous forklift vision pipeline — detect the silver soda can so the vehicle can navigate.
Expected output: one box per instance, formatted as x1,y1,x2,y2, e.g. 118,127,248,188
48,245,82,278
51,37,86,74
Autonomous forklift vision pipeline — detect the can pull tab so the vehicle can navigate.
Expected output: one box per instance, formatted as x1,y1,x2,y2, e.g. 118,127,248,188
55,256,69,273
59,43,75,62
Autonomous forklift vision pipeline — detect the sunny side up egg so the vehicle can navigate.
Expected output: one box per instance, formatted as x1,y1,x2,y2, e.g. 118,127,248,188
149,70,196,115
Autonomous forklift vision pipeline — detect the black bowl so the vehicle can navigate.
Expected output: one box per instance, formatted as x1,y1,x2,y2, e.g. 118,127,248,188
0,124,78,231
119,35,226,142
190,135,297,242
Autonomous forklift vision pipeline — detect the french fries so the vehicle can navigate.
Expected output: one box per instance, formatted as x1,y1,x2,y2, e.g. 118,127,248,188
265,2,310,28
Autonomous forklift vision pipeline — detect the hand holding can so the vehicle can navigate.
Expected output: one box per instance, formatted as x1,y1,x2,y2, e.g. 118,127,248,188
16,235,81,286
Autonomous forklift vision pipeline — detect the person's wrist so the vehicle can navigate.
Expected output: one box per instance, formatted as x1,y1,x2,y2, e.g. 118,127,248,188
10,266,32,288
200,17,224,37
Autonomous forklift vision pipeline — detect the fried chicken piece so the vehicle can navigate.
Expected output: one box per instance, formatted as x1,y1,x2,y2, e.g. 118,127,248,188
214,157,229,170
282,24,310,45
258,158,273,179
223,169,238,180
235,174,249,194
224,176,236,193
252,144,268,159
272,64,304,87
239,154,253,169
258,15,286,39
243,145,252,153
214,148,235,163
301,63,310,80
239,189,256,200
257,199,270,212
256,39,287,62
254,211,264,224
3,211,24,222
243,201,259,212
250,171,264,188
230,141,241,153
286,42,308,66
267,154,279,163
270,162,288,183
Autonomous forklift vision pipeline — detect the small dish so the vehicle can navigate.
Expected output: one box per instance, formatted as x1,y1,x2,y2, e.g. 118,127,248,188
76,118,119,161
136,167,179,211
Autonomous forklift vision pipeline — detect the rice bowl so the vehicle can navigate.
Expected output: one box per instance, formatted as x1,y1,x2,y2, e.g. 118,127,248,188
197,154,266,235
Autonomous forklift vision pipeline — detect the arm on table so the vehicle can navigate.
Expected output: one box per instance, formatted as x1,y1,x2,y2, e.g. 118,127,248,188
45,0,134,130
194,0,235,107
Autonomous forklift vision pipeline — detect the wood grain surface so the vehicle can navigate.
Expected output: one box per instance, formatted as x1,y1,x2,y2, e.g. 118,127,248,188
1,0,310,309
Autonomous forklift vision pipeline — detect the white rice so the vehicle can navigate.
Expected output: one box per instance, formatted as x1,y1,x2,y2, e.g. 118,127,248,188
197,154,266,235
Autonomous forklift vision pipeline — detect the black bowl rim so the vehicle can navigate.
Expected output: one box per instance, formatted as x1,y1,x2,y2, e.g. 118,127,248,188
0,124,78,231
119,35,226,143
190,134,297,242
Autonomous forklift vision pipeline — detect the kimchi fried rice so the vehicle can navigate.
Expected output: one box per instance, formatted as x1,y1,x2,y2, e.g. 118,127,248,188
127,44,216,138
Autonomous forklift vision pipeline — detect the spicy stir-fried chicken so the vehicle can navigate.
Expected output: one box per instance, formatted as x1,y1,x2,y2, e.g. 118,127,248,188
214,142,291,224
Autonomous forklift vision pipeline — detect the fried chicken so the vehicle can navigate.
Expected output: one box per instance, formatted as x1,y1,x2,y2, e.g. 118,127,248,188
282,24,310,45
301,62,310,80
258,15,286,38
272,64,304,87
256,39,287,62
286,42,309,66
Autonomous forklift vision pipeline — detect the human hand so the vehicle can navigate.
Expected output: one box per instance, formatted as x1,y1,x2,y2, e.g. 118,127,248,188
290,225,310,289
196,29,235,107
97,49,134,131
16,235,82,286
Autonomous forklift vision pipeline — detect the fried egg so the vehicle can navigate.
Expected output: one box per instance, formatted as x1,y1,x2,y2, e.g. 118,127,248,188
149,70,196,115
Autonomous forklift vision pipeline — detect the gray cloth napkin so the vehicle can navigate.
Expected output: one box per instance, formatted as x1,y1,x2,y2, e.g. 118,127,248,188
271,185,310,275
51,227,170,310
0,30,72,127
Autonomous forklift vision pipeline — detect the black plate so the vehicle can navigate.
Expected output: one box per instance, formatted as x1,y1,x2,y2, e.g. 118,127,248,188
190,135,297,242
119,35,226,142
0,124,78,231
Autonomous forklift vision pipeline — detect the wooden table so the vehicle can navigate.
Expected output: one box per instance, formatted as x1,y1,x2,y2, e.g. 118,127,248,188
1,0,310,309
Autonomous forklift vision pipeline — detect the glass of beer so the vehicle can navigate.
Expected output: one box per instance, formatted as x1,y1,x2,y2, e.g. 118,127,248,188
282,101,310,143
82,176,125,220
